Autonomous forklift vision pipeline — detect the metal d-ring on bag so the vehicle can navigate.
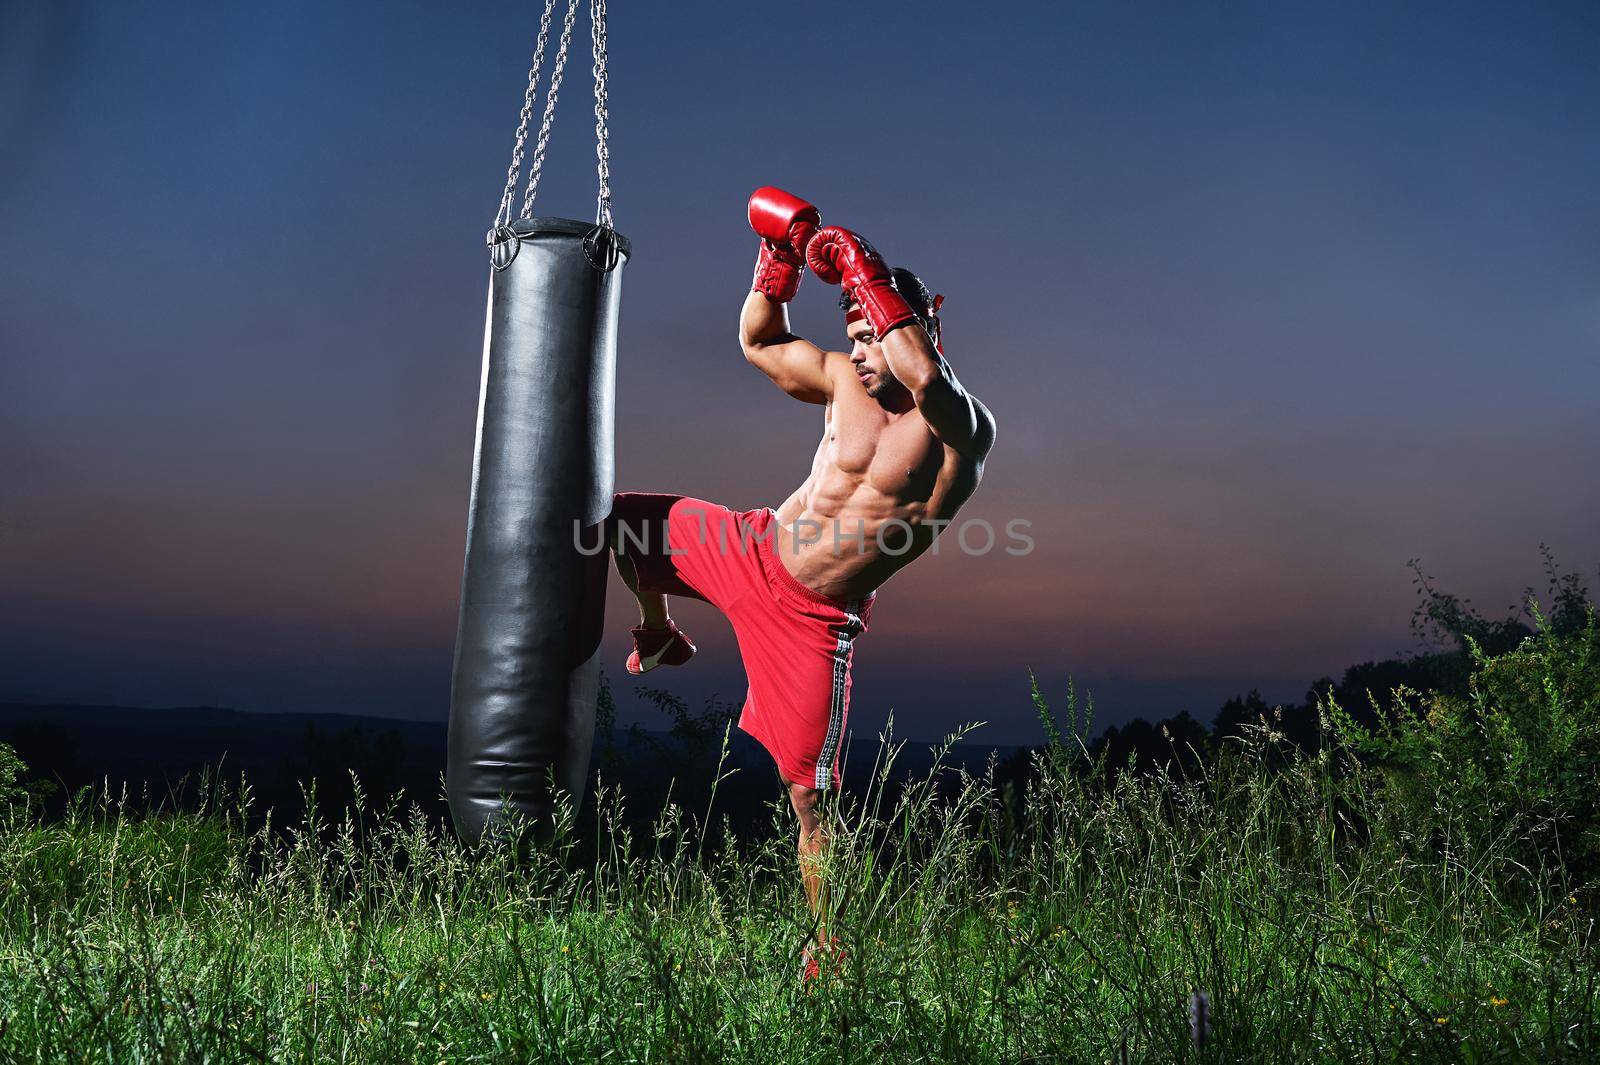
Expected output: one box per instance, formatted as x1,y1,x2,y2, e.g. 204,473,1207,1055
448,0,624,844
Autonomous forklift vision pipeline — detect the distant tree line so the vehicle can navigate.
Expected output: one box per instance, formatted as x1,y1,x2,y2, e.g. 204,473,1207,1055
1003,546,1597,784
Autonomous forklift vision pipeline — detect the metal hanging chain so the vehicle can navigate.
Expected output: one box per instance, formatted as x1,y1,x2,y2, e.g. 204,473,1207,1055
489,0,615,249
519,0,581,220
492,0,560,233
590,0,613,228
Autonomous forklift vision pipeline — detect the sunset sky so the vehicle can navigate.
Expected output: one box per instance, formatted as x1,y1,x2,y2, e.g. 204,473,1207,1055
3,1,1597,743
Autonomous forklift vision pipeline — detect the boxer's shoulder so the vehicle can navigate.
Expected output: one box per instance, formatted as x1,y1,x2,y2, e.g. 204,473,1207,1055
968,396,997,460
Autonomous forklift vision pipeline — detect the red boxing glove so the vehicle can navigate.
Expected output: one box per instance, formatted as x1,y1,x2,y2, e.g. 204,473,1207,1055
805,226,919,339
748,186,821,303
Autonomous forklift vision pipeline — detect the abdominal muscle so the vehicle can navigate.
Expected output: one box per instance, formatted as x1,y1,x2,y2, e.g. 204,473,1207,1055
772,481,930,601
770,409,973,601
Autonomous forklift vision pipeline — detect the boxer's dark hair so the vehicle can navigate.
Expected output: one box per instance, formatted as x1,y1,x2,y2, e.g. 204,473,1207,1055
891,268,935,315
839,267,941,345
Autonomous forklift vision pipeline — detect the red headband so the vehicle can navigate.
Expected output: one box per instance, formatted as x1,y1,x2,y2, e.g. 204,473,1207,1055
843,294,945,353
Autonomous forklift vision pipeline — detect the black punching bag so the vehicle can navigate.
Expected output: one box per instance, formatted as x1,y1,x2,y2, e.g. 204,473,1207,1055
447,218,628,842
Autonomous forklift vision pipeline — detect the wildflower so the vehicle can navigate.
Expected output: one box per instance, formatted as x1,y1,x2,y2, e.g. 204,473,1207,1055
561,945,569,953
1569,896,1578,906
480,992,494,1001
1434,1016,1448,1025
1490,996,1508,1007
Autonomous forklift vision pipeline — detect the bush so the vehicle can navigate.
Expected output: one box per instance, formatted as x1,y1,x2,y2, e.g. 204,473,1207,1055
0,743,28,810
0,742,54,814
1331,606,1600,890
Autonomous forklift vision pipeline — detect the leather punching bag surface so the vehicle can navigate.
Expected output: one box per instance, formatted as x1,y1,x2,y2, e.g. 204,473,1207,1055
448,217,628,843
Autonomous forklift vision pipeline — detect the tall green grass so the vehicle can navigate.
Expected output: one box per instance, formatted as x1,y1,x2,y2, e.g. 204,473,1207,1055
1,687,1596,1061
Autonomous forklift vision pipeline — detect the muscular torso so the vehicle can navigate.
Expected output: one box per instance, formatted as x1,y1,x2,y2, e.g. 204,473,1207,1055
772,355,984,601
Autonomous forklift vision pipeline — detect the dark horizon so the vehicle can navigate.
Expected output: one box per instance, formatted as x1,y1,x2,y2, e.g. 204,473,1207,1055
3,2,1598,745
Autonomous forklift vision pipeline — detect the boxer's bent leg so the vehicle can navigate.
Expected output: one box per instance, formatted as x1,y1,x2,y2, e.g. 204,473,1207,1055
607,492,691,627
613,550,668,628
607,495,748,674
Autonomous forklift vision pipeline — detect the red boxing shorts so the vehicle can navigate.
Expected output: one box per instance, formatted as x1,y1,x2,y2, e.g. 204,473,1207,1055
609,493,872,790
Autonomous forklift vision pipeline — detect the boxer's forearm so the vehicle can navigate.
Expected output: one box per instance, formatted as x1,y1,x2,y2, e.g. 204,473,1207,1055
740,289,797,350
738,290,832,402
883,326,992,458
879,321,945,395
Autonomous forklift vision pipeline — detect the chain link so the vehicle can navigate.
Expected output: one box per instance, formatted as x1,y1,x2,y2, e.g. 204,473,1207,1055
491,0,616,242
493,0,559,233
520,0,580,220
590,0,613,228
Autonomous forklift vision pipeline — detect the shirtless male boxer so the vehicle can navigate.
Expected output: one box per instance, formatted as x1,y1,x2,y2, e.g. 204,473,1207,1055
605,187,995,981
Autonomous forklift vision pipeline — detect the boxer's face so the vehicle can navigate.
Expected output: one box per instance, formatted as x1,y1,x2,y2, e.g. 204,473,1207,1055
846,317,894,398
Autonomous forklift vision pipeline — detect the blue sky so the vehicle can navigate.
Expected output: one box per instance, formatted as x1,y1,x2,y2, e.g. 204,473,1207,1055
2,1,1597,742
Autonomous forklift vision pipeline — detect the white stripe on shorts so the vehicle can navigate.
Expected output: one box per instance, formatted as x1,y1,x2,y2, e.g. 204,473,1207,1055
814,602,865,790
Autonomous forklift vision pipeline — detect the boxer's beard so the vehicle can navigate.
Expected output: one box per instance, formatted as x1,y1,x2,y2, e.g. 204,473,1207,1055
863,371,898,400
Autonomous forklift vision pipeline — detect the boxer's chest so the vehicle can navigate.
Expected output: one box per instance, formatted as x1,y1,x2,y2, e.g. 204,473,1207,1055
824,397,944,499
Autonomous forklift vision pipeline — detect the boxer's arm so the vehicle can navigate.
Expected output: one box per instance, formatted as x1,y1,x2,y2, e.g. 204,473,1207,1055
880,325,995,459
739,290,835,404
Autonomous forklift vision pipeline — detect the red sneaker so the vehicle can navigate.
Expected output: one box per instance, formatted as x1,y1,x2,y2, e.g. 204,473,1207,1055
626,620,696,675
799,936,846,988
801,946,820,986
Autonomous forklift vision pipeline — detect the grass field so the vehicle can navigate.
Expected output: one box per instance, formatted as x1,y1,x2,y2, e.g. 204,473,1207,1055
1,682,1596,1063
